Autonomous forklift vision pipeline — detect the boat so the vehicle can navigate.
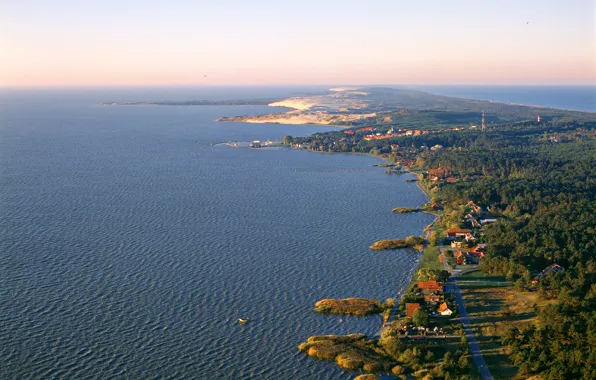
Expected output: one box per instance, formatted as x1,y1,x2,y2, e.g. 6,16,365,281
238,318,248,324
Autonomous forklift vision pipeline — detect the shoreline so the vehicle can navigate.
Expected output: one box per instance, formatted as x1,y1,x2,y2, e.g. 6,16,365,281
289,147,439,323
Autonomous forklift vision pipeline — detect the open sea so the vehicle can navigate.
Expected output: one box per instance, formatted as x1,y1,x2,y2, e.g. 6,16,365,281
0,85,592,379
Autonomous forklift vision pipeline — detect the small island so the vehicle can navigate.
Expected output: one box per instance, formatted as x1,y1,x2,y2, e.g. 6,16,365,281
314,298,389,315
392,207,421,213
369,236,425,250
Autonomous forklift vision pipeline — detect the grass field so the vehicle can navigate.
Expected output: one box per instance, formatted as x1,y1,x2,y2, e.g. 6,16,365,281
417,246,444,273
458,272,553,379
457,271,512,289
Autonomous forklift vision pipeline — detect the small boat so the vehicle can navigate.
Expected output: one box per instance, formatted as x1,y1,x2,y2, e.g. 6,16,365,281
238,318,248,324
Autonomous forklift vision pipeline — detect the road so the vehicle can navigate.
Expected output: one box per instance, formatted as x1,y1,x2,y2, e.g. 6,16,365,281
442,253,494,380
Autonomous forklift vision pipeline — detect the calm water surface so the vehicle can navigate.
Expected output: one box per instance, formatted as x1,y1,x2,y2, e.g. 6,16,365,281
0,88,433,379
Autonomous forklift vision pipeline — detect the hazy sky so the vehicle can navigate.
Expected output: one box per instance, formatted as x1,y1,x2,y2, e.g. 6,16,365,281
1,0,594,86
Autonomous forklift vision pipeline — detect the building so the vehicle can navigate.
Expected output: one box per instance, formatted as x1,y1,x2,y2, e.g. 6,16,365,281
480,218,498,226
418,280,443,292
455,251,468,265
466,201,482,214
446,228,472,240
406,303,421,317
438,302,453,316
539,264,564,277
427,168,448,178
464,233,476,242
451,241,464,248
423,291,443,304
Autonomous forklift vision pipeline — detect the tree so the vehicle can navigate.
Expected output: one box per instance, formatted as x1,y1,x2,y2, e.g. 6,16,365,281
417,268,451,282
412,309,429,327
283,135,293,144
429,231,438,246
458,354,470,371
379,329,402,359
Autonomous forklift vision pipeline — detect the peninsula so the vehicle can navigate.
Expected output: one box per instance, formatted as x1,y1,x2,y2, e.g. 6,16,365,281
103,86,595,130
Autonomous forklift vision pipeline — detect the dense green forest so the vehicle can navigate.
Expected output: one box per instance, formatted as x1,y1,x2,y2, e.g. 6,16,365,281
291,115,596,379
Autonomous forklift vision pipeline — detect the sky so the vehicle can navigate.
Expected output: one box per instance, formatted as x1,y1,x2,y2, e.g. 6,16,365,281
0,0,594,86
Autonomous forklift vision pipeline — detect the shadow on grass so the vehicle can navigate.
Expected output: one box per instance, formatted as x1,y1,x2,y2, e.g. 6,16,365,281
458,283,512,289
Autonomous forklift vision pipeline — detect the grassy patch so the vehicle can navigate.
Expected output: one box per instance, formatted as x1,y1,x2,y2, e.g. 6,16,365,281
370,236,424,250
314,298,388,316
458,280,554,379
298,334,395,373
416,246,444,273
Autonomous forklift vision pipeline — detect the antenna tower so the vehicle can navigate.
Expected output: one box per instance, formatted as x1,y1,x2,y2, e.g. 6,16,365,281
481,110,485,130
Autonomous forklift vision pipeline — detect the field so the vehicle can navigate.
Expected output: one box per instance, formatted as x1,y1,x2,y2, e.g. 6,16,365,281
457,271,553,379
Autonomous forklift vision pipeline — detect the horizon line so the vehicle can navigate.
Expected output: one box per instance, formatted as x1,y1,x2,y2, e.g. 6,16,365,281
2,83,595,89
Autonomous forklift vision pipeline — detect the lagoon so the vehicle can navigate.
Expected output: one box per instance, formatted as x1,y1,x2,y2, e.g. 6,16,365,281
0,88,434,379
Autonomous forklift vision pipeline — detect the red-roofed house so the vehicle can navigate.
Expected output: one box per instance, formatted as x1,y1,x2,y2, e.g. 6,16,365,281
427,168,447,178
438,302,453,316
418,280,443,291
406,303,421,317
447,228,472,240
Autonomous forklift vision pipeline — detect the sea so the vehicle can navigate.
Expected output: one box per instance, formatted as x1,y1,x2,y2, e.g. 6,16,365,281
0,85,593,379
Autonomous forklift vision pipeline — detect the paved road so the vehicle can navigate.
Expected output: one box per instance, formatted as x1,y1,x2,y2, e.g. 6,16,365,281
442,253,493,380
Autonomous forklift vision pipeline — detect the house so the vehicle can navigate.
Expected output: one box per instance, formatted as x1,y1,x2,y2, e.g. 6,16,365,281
423,291,444,304
451,240,464,248
480,218,498,226
427,168,448,178
406,303,421,317
539,264,564,277
446,177,458,184
466,201,482,214
446,228,472,240
464,233,476,242
343,130,355,135
438,302,453,316
471,219,482,228
418,280,443,292
455,251,467,265
456,250,474,265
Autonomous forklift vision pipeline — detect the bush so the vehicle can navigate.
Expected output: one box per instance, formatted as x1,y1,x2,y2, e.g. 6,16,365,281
392,365,406,375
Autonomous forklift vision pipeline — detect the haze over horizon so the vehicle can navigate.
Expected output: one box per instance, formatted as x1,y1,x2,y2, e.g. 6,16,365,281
1,0,594,87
